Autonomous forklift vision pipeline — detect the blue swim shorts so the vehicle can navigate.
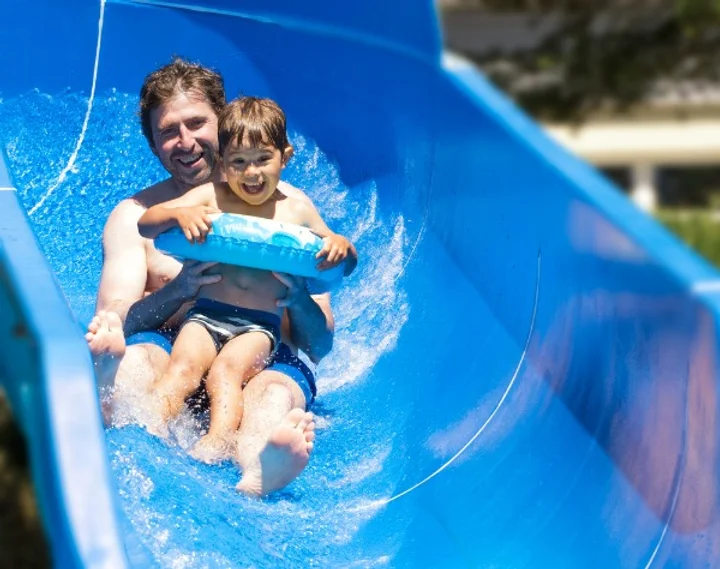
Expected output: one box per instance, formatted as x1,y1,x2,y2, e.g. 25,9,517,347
267,343,317,407
126,327,178,354
126,326,317,408
183,298,282,354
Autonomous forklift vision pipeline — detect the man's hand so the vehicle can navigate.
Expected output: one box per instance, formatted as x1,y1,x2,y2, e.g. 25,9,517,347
174,205,219,244
171,261,222,300
272,272,309,308
316,233,355,274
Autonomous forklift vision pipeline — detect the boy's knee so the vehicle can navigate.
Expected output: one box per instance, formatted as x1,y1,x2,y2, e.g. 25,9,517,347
166,357,200,381
207,359,238,383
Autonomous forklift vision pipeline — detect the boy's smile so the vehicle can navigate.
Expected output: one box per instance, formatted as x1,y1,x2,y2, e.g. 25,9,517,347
223,139,289,206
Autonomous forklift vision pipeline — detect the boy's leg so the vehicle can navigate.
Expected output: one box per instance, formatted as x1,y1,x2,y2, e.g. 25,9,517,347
147,322,217,437
234,370,315,497
189,332,272,464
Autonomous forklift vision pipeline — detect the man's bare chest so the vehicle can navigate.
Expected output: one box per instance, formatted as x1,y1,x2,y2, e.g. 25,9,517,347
145,242,182,293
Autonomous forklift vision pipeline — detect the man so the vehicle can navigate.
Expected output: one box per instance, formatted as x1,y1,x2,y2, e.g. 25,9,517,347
85,57,334,497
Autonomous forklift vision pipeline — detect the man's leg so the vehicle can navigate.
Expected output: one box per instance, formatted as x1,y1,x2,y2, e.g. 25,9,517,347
85,311,125,397
234,370,316,497
86,311,172,427
111,342,170,428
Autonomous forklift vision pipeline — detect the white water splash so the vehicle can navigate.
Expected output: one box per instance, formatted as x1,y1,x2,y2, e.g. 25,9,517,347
287,134,410,393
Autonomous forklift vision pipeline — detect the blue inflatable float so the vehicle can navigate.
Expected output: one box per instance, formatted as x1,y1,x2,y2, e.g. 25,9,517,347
154,213,346,291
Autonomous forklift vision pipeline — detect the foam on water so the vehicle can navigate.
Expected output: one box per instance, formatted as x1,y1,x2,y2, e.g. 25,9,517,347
0,90,410,567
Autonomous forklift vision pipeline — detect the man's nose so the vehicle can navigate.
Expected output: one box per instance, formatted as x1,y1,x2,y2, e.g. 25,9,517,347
177,125,194,149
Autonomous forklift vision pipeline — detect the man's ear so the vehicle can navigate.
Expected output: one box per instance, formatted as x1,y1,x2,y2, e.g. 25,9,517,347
282,145,294,166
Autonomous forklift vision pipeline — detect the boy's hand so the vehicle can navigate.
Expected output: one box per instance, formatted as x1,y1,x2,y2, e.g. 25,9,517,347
174,206,220,244
316,233,355,273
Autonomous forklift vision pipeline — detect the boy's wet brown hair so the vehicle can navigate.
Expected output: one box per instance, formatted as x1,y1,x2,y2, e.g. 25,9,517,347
219,96,290,155
139,56,226,149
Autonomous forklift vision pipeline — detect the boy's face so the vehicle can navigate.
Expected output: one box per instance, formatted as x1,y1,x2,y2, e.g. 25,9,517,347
223,137,289,206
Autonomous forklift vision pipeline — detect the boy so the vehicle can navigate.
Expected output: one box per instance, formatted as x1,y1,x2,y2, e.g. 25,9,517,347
138,96,357,463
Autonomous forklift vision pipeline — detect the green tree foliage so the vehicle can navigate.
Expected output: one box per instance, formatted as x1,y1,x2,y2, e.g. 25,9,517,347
443,0,720,121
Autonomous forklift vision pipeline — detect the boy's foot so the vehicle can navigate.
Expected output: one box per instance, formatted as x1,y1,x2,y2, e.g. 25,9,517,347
85,311,125,422
236,409,315,497
188,433,235,464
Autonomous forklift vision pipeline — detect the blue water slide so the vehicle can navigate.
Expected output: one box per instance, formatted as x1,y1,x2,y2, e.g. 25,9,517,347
2,0,720,567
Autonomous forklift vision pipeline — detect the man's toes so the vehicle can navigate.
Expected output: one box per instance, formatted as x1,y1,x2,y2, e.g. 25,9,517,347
87,317,100,334
305,429,315,443
307,441,314,453
286,408,306,426
296,411,313,431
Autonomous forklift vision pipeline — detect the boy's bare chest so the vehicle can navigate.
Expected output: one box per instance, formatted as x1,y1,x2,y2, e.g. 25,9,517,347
215,196,301,225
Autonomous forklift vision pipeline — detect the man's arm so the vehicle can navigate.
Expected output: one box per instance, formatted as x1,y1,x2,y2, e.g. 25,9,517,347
275,274,334,364
122,268,195,336
97,199,219,337
96,199,152,323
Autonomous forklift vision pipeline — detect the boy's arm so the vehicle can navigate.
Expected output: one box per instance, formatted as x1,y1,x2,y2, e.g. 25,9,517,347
138,183,217,239
296,200,358,276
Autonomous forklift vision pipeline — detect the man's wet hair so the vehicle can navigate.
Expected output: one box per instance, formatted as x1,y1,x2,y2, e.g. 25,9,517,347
139,56,226,149
218,96,290,156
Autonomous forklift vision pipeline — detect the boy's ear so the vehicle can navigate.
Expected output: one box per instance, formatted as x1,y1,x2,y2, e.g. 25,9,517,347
282,145,294,166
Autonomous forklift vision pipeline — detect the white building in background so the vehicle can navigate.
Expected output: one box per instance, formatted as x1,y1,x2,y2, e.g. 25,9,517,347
440,7,720,211
545,113,720,211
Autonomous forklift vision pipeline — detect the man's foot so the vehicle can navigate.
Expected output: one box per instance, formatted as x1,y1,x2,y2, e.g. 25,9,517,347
188,433,235,464
236,408,315,497
85,311,125,422
86,310,125,362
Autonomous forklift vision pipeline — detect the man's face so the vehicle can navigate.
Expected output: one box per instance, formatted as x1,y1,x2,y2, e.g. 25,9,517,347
150,90,220,191
223,138,288,206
